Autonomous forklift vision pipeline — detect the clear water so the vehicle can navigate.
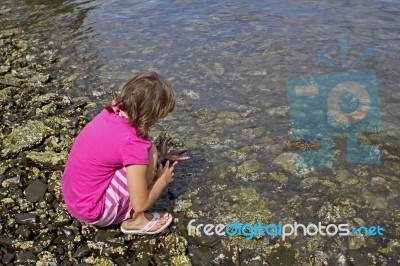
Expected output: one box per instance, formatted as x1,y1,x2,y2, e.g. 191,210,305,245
2,0,400,263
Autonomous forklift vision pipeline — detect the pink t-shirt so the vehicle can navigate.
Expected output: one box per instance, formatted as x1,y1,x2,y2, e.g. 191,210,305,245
61,109,152,222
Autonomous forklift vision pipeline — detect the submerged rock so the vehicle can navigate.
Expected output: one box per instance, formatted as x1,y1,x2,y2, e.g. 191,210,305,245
362,191,388,209
73,244,90,258
235,158,260,180
272,152,299,174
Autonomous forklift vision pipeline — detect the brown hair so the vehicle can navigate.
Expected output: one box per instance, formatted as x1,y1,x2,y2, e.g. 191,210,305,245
107,71,175,139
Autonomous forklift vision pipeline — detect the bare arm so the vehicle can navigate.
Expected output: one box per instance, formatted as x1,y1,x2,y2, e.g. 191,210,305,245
126,161,176,213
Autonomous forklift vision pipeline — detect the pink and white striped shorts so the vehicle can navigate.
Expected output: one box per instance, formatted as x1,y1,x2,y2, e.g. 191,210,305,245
88,167,132,227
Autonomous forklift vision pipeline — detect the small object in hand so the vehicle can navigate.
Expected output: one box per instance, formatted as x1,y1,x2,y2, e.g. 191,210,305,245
155,133,190,166
287,137,322,151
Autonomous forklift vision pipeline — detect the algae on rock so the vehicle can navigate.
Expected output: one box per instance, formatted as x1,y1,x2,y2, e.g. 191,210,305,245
2,120,52,157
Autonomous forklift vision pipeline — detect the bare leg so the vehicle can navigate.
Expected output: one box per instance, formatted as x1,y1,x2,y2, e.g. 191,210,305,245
145,144,158,187
121,144,171,233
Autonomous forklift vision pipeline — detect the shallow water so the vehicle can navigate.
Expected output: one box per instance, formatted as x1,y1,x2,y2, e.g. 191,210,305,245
2,0,400,264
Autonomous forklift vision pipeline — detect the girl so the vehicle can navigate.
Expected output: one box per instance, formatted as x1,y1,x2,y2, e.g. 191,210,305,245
61,71,177,234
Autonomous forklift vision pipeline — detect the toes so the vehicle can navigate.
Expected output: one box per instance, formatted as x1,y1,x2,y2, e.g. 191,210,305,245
149,212,170,232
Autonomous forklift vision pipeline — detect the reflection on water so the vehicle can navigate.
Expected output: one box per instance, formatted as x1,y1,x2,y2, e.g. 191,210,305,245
2,0,400,263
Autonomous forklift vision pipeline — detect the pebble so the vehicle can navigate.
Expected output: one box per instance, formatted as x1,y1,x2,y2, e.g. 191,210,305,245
267,246,296,266
1,176,20,188
15,213,39,225
73,244,90,258
114,257,127,265
16,251,38,263
94,230,116,242
2,252,15,264
25,179,47,203
53,212,71,226
188,246,214,265
15,225,33,240
0,235,13,248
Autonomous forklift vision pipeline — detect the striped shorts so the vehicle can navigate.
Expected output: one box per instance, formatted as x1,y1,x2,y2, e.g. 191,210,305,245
88,167,132,227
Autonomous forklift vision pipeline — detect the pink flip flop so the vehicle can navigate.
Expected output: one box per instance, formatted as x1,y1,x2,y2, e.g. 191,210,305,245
120,212,172,235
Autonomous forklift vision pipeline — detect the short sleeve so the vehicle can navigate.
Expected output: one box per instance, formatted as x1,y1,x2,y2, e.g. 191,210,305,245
121,137,152,165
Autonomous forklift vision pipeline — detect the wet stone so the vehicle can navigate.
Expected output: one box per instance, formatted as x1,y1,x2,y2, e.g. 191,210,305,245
17,198,34,212
0,187,9,198
2,252,15,264
332,253,351,266
102,245,128,259
267,246,296,266
188,246,214,265
113,257,127,266
53,235,66,244
0,65,10,74
53,212,71,226
28,73,51,85
152,253,170,265
0,235,13,248
15,213,38,225
192,235,220,247
73,244,90,258
272,152,299,174
347,250,372,266
15,225,32,240
57,244,65,255
25,179,47,203
308,251,329,266
240,249,261,265
59,227,74,238
15,251,38,264
94,230,116,242
1,176,20,188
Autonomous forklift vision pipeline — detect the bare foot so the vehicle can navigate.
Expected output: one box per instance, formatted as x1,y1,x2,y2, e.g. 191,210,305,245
121,212,170,233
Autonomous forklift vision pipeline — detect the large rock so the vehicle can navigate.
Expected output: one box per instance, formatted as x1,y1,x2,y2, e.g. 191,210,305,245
26,150,68,165
25,179,47,203
2,120,51,158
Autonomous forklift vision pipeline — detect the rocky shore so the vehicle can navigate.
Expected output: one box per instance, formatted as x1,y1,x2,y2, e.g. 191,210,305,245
0,26,194,265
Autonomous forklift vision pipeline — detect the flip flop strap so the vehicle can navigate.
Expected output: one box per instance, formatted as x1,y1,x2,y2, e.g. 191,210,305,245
141,212,161,233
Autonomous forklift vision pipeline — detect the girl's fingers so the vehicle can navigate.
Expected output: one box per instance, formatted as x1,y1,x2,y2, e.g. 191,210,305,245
170,161,178,169
164,160,170,168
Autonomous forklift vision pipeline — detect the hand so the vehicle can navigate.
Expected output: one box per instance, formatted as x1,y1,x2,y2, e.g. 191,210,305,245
157,160,177,185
